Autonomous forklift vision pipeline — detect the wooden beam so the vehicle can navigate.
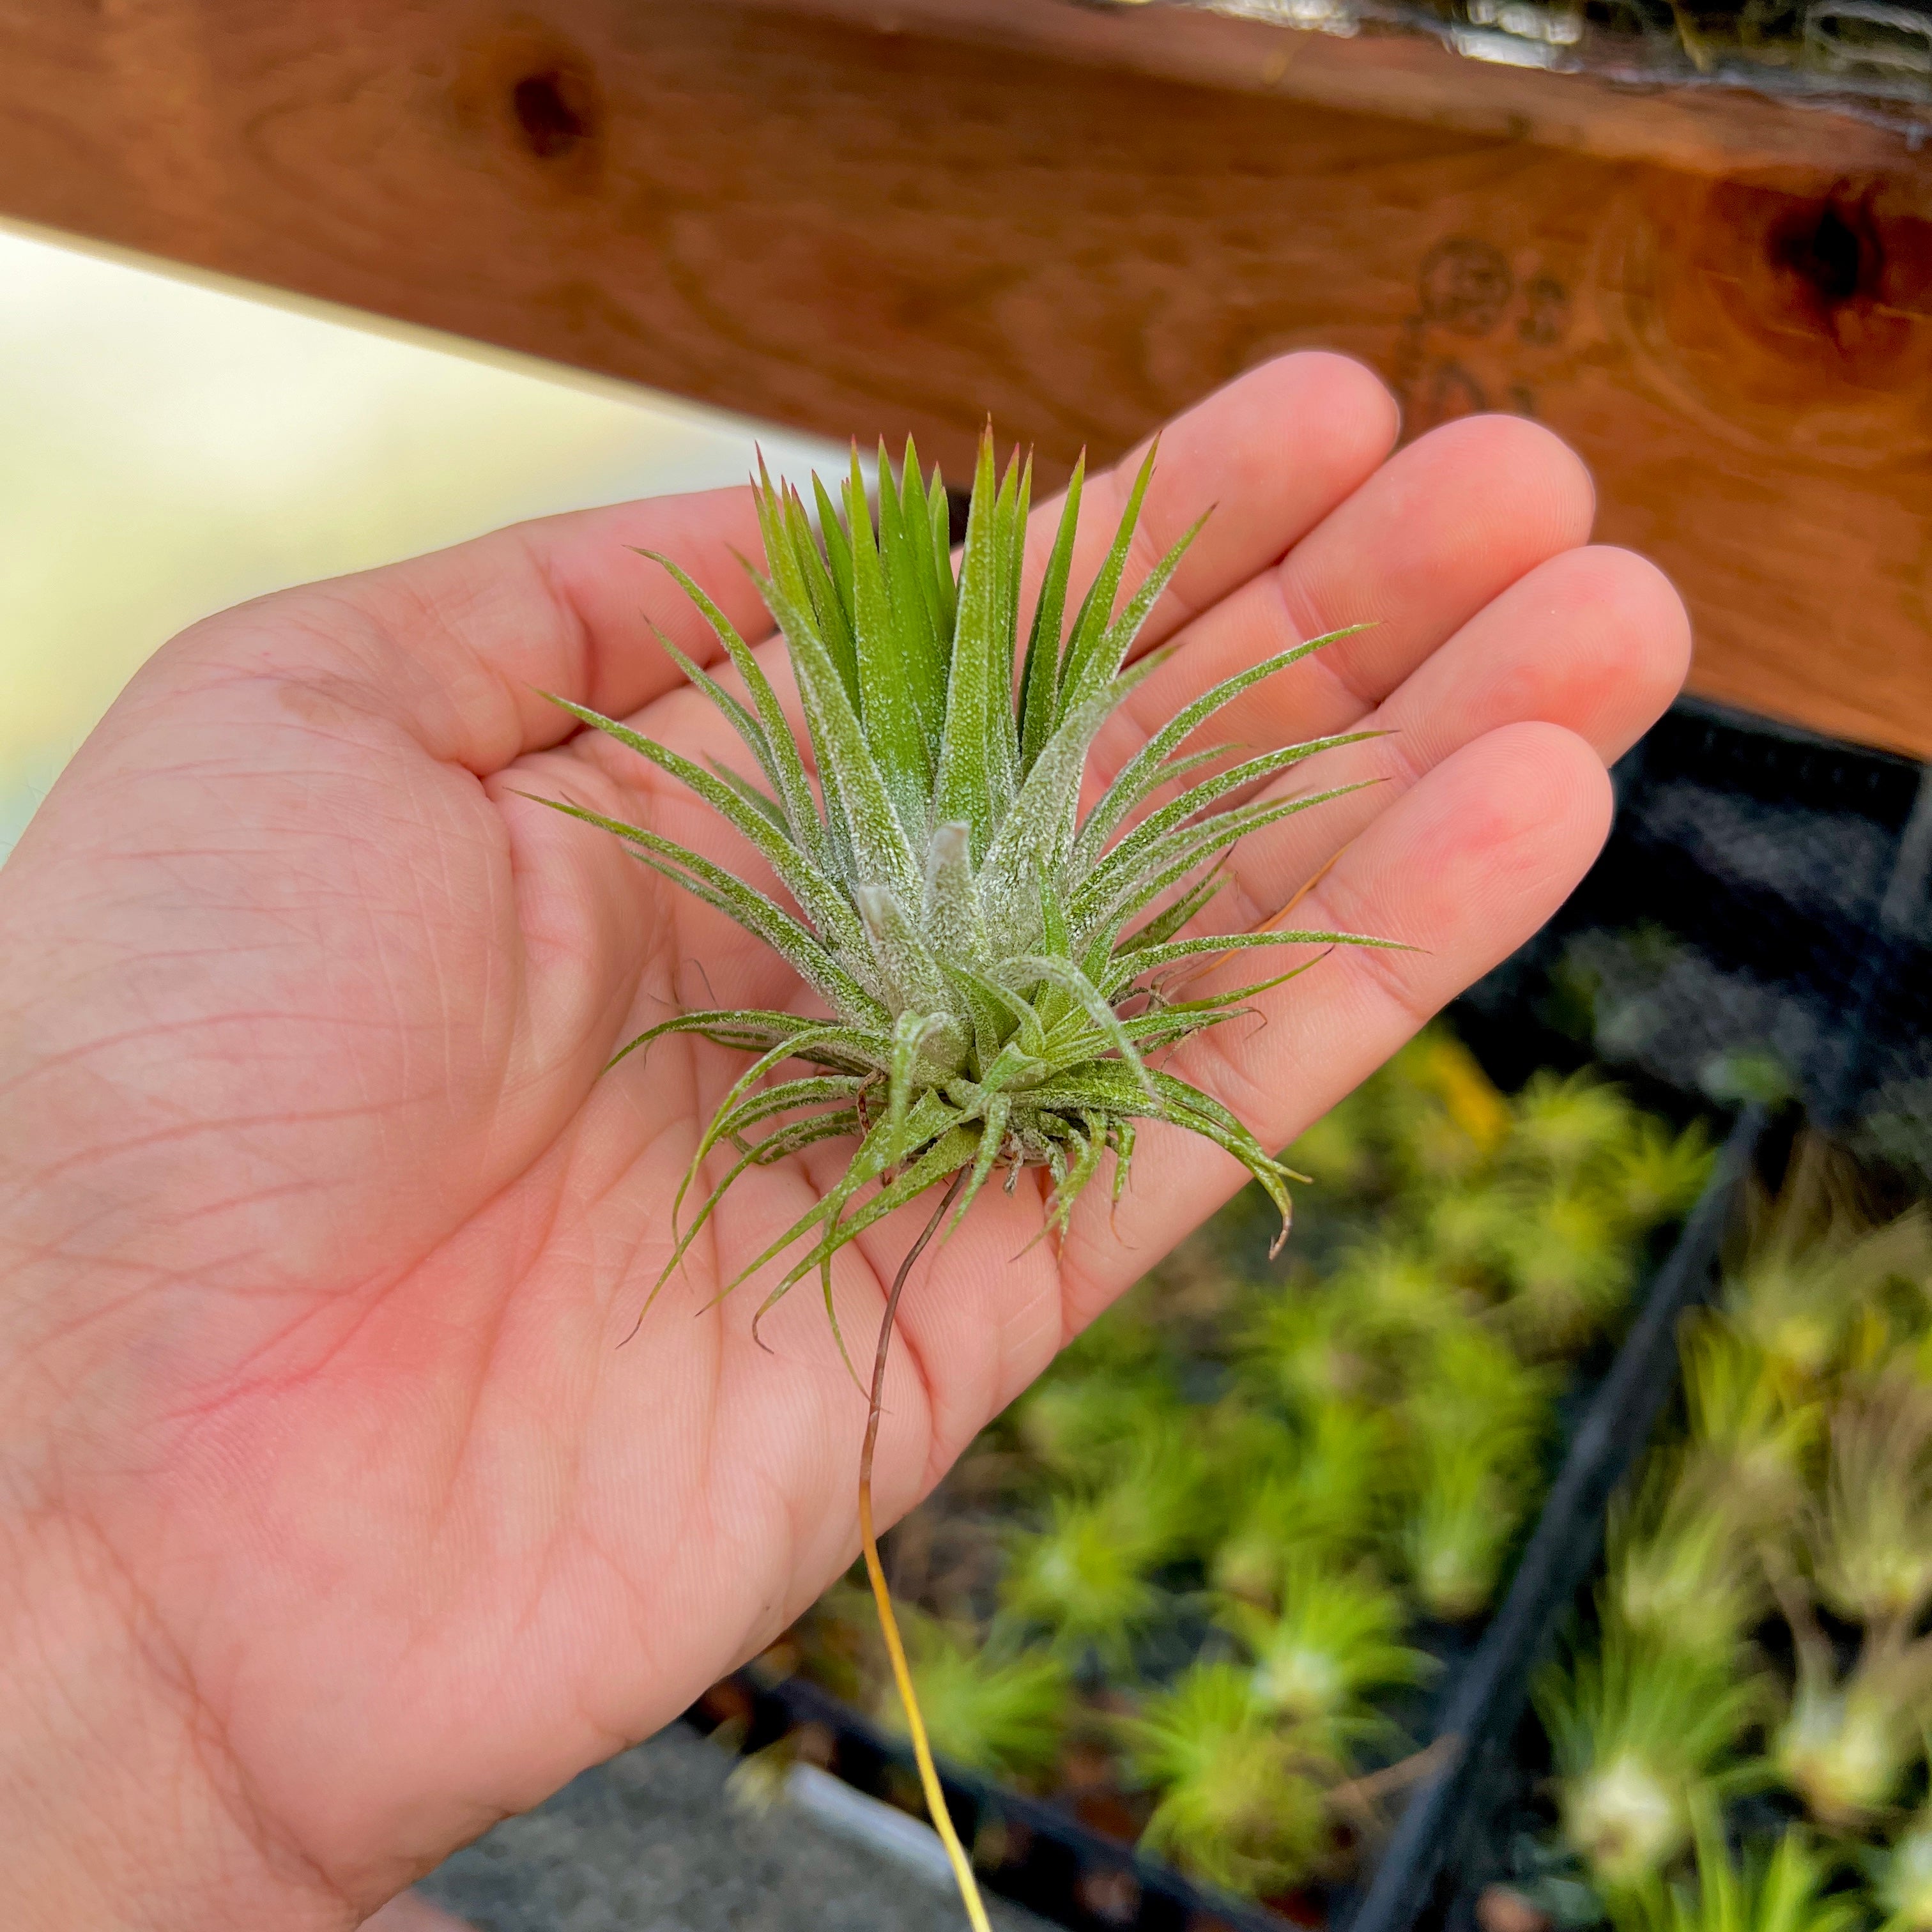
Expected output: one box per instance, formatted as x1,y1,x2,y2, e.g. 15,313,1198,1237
3,1,1929,756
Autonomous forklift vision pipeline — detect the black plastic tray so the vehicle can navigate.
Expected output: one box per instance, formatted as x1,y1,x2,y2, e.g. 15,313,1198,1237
1468,694,1931,1174
684,1104,1763,1932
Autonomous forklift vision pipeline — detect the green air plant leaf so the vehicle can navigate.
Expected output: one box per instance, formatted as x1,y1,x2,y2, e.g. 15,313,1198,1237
877,1609,1072,1784
1399,1320,1556,1620
1874,1807,1932,1932
1604,1794,1858,1932
1772,1624,1932,1829
1808,1369,1932,1632
539,432,1379,1931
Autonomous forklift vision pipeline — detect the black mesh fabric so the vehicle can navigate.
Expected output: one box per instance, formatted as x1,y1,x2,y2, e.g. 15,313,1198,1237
1465,694,1932,1174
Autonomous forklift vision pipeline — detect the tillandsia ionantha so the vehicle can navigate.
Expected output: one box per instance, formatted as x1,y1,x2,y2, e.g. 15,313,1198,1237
538,431,1384,1927
1218,1556,1434,1749
1873,1807,1932,1932
1605,1796,1857,1932
998,1423,1205,1667
1399,1322,1556,1620
1124,1660,1336,1895
1601,1455,1765,1669
883,1609,1071,1784
1535,1615,1764,1892
1809,1370,1932,1632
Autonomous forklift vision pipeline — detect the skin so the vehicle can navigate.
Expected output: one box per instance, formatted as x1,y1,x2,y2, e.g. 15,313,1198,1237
0,353,1689,1930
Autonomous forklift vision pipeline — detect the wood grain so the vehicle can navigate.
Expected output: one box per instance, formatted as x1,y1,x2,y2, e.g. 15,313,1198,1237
1,0,1929,754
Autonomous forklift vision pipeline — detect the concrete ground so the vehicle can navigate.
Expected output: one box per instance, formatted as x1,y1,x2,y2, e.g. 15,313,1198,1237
404,1722,1053,1932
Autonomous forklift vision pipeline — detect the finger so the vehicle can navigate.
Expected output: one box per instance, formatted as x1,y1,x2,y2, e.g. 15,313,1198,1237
1092,414,1597,785
1023,352,1400,661
181,486,774,778
1208,543,1689,933
1062,721,1614,1323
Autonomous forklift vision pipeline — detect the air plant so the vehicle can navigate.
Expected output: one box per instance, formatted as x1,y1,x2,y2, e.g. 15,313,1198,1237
1124,1661,1334,1896
1725,1199,1931,1397
1772,1625,1932,1828
1218,1557,1434,1747
1423,1176,1528,1279
1404,1430,1537,1621
1400,1322,1555,1620
1506,1069,1636,1183
1606,1116,1717,1232
999,1434,1199,1667
1536,1618,1763,1892
1873,1807,1932,1932
1379,1029,1514,1184
1678,1313,1818,1535
540,433,1382,1926
1015,1364,1184,1489
1241,1281,1376,1413
1606,1799,1857,1932
553,436,1385,1312
882,1610,1071,1783
1494,1181,1639,1354
1601,1457,1765,1669
1331,1236,1476,1348
1211,1398,1393,1600
1807,1370,1932,1632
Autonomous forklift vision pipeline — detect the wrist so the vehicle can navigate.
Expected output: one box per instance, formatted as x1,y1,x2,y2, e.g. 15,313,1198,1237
0,1511,355,1932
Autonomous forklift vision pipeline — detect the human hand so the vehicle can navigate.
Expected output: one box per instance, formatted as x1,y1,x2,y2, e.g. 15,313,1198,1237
0,354,1687,1929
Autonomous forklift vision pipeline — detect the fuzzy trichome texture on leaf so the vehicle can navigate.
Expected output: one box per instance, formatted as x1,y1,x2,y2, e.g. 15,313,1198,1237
542,433,1383,1326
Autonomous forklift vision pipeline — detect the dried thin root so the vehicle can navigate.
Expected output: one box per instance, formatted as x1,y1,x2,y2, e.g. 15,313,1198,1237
857,1169,990,1932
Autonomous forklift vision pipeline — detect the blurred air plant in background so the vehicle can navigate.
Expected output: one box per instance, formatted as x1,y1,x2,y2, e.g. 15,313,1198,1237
1873,1808,1932,1932
1218,1557,1434,1749
885,1610,1071,1784
999,1434,1199,1668
1400,1322,1556,1620
1602,1456,1766,1669
1678,1314,1820,1537
1211,1399,1393,1602
1124,1661,1334,1896
1537,1619,1765,1892
1772,1614,1932,1828
1606,1800,1857,1932
1807,1371,1932,1634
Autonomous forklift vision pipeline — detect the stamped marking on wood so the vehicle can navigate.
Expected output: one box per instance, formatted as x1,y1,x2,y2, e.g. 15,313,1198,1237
1394,236,1575,436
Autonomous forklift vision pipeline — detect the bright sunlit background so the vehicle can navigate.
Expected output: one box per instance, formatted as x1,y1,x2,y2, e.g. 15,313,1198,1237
1,219,845,855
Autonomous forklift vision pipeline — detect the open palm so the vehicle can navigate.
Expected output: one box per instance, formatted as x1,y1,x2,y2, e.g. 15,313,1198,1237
0,355,1686,1928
